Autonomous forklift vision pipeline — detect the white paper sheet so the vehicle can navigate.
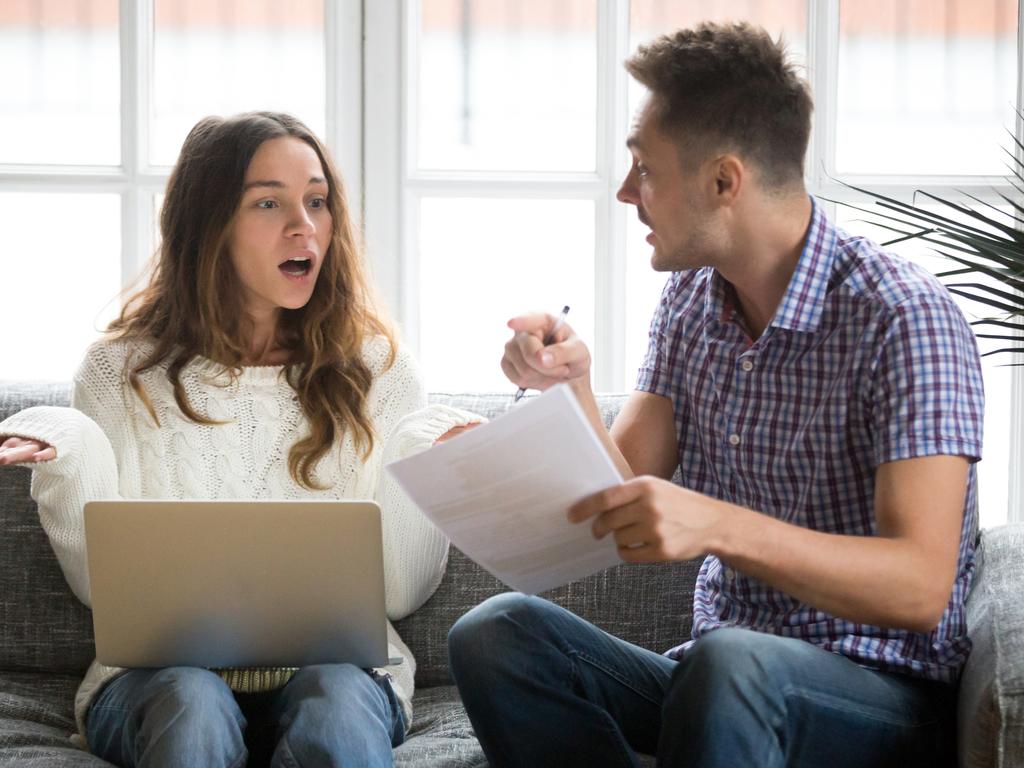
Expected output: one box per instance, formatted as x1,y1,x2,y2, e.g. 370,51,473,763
386,384,625,594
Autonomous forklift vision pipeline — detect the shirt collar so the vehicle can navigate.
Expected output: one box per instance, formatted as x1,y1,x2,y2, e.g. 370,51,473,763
706,196,837,336
769,197,837,333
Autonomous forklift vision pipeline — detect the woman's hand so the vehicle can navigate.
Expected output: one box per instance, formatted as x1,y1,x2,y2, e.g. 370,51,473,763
0,436,56,465
434,422,482,446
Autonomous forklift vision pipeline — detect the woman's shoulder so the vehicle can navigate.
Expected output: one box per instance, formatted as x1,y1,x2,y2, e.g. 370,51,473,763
76,337,154,383
360,335,417,381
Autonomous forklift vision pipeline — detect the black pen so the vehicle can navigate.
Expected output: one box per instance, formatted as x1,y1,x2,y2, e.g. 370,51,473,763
514,305,571,403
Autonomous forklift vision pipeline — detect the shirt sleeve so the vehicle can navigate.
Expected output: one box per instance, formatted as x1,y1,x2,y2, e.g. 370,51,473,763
868,293,984,467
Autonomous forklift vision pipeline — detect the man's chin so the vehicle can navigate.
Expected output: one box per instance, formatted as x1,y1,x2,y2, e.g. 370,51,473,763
649,249,675,272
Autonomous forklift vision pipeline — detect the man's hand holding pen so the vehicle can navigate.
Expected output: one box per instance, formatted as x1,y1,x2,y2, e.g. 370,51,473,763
502,309,592,398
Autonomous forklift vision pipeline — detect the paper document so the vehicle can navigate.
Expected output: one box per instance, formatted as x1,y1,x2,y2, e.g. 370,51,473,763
386,385,625,594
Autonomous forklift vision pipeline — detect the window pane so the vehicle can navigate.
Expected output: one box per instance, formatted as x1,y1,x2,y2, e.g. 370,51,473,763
623,215,672,387
630,0,807,51
835,203,1013,529
151,0,325,166
837,0,1018,175
0,194,121,380
0,1,120,165
418,198,595,391
416,0,597,172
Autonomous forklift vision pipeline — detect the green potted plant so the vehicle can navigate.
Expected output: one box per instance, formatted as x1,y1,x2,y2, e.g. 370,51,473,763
835,132,1024,358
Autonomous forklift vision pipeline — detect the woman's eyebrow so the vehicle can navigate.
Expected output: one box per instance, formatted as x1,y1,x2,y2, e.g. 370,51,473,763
243,176,327,192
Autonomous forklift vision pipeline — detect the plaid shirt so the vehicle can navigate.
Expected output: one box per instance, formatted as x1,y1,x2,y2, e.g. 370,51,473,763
637,199,983,683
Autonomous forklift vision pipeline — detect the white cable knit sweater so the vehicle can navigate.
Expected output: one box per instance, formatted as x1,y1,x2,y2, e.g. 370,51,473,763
0,336,478,743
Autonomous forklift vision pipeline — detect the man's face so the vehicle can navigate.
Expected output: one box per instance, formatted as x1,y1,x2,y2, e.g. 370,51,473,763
617,97,717,272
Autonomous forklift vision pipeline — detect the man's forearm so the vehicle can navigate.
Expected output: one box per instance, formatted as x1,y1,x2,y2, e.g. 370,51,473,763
568,379,635,480
710,504,957,634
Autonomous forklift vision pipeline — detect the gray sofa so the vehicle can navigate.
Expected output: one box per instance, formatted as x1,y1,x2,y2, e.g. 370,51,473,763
0,383,1021,767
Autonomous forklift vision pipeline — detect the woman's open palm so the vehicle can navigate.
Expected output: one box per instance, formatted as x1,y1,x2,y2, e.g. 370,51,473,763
0,436,56,465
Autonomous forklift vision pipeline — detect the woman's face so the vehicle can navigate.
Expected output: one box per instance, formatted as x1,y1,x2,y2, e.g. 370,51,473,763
227,136,333,320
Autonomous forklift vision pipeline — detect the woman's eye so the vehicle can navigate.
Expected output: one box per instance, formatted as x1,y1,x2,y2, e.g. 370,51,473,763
256,200,278,209
637,164,649,178
309,197,326,209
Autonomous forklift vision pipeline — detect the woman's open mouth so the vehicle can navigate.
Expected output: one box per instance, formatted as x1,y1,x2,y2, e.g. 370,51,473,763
279,254,314,278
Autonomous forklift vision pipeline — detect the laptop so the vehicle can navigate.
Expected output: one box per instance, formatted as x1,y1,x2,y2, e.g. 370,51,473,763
84,500,394,670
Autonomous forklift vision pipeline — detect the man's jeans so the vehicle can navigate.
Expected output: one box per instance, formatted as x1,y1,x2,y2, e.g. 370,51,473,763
448,593,957,768
86,664,406,768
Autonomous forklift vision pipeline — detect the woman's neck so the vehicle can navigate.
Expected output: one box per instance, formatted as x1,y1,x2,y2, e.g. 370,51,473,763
242,312,292,366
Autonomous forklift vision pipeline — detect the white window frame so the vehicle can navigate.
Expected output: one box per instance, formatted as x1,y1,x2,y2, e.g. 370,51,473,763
364,0,1024,523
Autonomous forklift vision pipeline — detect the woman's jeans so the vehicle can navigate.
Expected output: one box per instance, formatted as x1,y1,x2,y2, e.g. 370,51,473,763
448,593,957,768
86,663,406,768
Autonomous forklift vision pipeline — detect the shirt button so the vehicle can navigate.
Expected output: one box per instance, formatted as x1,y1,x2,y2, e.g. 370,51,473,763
723,567,735,580
728,433,741,446
740,359,754,372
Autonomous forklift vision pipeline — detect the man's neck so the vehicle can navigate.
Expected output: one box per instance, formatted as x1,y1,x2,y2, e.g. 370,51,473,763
717,194,813,340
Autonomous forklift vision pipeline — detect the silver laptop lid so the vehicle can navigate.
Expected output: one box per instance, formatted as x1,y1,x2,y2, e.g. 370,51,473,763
84,500,389,670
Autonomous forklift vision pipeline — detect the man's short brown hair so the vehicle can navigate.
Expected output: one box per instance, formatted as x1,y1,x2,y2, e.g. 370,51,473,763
626,22,812,189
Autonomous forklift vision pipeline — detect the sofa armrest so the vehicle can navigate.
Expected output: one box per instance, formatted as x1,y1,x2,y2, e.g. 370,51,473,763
957,523,1024,767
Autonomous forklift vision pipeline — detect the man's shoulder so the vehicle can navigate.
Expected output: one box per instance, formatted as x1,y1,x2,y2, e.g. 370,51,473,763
831,230,956,314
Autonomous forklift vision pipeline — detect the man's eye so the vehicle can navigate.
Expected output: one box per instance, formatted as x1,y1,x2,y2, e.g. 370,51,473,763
637,165,649,178
256,200,278,209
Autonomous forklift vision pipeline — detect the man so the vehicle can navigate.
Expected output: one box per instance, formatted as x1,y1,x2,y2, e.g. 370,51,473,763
447,21,983,768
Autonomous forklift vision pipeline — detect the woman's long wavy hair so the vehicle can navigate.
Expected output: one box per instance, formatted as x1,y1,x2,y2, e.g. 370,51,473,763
108,111,396,489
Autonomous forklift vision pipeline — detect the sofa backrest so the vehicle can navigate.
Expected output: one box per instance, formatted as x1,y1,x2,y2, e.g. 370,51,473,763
0,384,702,683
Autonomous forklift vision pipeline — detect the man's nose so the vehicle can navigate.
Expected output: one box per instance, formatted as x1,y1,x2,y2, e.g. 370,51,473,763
616,169,638,205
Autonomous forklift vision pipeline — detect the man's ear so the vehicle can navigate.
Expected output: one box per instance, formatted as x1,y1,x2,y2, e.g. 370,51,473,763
711,154,744,203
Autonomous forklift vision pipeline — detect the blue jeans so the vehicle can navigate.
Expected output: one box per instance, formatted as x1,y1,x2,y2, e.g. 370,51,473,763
448,593,957,768
86,664,406,768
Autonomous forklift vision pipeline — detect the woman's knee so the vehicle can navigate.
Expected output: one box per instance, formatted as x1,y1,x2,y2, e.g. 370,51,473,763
143,667,240,719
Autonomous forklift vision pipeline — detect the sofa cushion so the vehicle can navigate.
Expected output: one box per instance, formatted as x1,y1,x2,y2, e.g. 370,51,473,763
0,383,95,675
0,670,108,766
958,523,1024,767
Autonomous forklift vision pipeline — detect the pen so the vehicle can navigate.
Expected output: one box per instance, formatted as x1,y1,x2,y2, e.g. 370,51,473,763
514,305,570,402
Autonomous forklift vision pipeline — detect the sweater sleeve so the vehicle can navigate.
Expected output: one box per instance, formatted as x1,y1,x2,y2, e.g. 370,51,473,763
0,346,126,605
369,343,482,620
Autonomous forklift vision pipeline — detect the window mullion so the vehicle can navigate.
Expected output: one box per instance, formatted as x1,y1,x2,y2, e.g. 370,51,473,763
364,0,404,324
806,0,839,209
1008,0,1024,525
325,0,363,214
120,0,153,287
593,0,630,393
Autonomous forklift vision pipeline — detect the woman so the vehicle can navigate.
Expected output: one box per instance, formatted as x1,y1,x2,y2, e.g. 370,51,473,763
0,111,477,767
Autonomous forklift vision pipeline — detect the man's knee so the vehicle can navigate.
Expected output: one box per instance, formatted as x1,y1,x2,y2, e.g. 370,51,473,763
449,593,547,660
666,629,808,717
446,593,565,684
